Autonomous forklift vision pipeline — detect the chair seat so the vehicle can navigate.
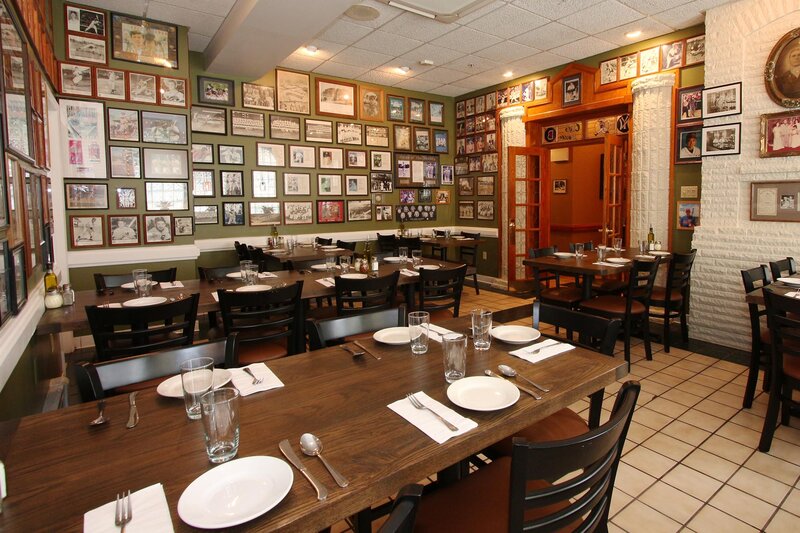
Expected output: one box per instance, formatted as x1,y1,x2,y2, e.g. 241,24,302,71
114,376,165,395
649,286,683,304
593,279,627,294
540,286,582,305
343,331,375,343
581,295,645,316
237,340,288,365
428,309,454,322
489,408,588,457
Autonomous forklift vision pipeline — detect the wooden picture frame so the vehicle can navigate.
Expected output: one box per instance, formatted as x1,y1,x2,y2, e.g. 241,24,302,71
476,175,494,196
174,216,194,236
639,46,660,75
316,78,356,118
109,146,141,178
111,12,178,69
242,82,275,110
249,201,281,226
359,85,385,122
317,200,345,224
766,29,800,107
8,243,27,313
428,101,444,126
345,175,368,196
319,147,344,169
477,200,495,220
159,76,187,107
553,179,567,194
65,183,108,209
252,170,277,198
394,124,412,151
599,58,618,85
619,54,638,80
283,173,311,195
760,109,800,157
276,69,310,114
458,201,474,220
66,4,107,37
220,171,244,197
197,76,234,106
108,215,140,246
190,106,227,135
60,62,93,97
141,111,187,145
676,85,703,125
128,71,157,104
256,143,285,167
661,40,684,70
346,149,367,168
191,143,214,164
70,215,104,248
143,148,189,178
337,122,362,145
269,114,301,140
675,126,702,164
750,180,800,221
194,205,219,225
414,127,431,152
371,151,392,171
192,170,215,197
562,74,581,107
347,199,372,222
284,201,313,225
365,125,389,148
288,145,315,168
0,240,9,324
221,202,245,226
116,187,136,209
94,68,125,100
685,35,705,66
218,145,244,165
387,95,405,122
66,34,107,65
317,174,342,196
408,98,425,124
144,214,174,242
145,182,189,211
677,202,700,229
304,119,333,143
458,176,474,195
230,110,265,137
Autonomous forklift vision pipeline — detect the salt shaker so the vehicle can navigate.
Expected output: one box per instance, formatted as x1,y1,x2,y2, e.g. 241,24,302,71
62,283,75,306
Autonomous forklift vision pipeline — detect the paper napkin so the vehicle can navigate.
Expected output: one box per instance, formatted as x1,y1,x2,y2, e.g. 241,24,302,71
388,391,476,444
593,261,626,268
316,277,335,287
101,303,122,308
400,269,419,277
510,338,575,363
427,324,456,343
84,483,173,533
210,291,219,302
159,281,184,289
258,272,278,278
229,363,284,397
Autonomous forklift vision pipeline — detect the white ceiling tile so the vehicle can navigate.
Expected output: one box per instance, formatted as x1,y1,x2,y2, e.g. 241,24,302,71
549,36,618,60
511,22,587,50
447,54,501,74
696,0,741,10
187,32,211,52
455,1,509,25
559,0,645,34
465,5,548,39
380,12,456,41
330,47,394,69
617,0,689,16
353,30,424,56
343,0,404,28
77,0,147,16
394,78,443,92
507,51,571,73
451,75,493,90
379,59,436,76
511,0,596,19
414,66,468,84
429,84,471,96
429,26,503,54
356,69,408,86
280,53,326,72
313,61,371,79
474,41,539,63
151,0,235,17
596,18,674,46
398,44,466,68
146,4,223,37
651,5,704,28
292,40,348,61
315,19,374,45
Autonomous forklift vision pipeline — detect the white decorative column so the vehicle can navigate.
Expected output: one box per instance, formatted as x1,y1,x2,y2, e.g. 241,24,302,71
499,106,525,282
630,73,676,246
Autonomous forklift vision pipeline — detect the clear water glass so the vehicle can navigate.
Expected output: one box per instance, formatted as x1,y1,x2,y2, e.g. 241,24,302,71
239,260,253,280
574,243,585,259
135,274,152,298
201,388,240,464
245,264,259,285
471,308,492,351
412,250,422,268
613,238,623,253
639,240,648,254
181,357,215,420
340,255,351,273
408,311,430,355
325,255,336,272
398,246,408,263
443,333,467,383
597,245,608,262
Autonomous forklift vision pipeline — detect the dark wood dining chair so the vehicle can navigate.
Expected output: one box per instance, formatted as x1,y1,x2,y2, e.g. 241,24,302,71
234,241,250,261
769,257,797,280
198,264,239,281
569,240,594,252
528,245,559,289
85,293,200,362
249,246,285,272
377,484,424,533
459,231,481,294
418,264,467,321
335,270,399,316
413,381,640,533
315,236,333,245
531,247,583,311
759,288,800,452
648,249,696,353
93,267,177,292
429,230,447,260
398,236,422,254
306,305,406,350
377,233,398,253
74,333,239,402
741,265,773,408
336,240,357,251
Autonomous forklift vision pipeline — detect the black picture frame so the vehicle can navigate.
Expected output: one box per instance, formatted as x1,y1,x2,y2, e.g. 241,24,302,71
222,202,245,226
197,76,235,106
562,74,581,107
8,243,26,314
141,111,187,145
218,145,245,165
111,12,178,69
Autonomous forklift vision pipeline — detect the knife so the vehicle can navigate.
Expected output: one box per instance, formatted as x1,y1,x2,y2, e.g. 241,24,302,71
353,341,381,360
279,439,328,501
126,392,139,429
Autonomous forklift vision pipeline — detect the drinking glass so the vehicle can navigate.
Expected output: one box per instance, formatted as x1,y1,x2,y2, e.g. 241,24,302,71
325,255,336,272
135,274,152,298
639,240,648,254
245,264,259,285
408,311,430,355
398,247,409,263
201,388,240,464
471,308,492,351
340,255,351,274
597,245,608,262
613,238,623,254
412,250,422,268
131,268,147,286
445,229,451,239
239,260,253,280
574,243,585,259
442,333,467,383
181,357,215,420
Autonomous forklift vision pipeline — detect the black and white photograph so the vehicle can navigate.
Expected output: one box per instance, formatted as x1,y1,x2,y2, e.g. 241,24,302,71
458,201,474,220
70,216,104,247
396,204,436,222
441,165,454,185
222,202,245,226
145,182,189,211
60,63,92,96
685,34,705,66
95,68,125,100
702,82,742,119
218,144,244,165
371,150,391,171
116,187,136,209
619,53,638,80
197,76,235,106
482,153,498,172
249,202,281,225
252,171,277,198
600,58,618,85
370,172,393,193
141,111,187,144
366,125,389,147
418,188,432,203
345,175,368,196
128,72,157,104
375,204,393,221
143,148,188,179
284,173,311,195
192,170,215,197
242,82,274,110
780,194,796,210
347,200,372,221
191,106,226,135
305,119,333,142
194,205,219,225
269,115,301,140
257,143,285,167
109,146,141,178
318,174,342,196
276,69,310,114
66,4,106,35
553,179,567,194
486,91,497,110
346,149,367,168
476,175,494,196
112,13,178,69
319,147,343,169
661,40,684,70
67,34,106,64
360,85,384,122
397,159,411,179
231,110,265,137
414,128,431,152
174,216,194,236
108,215,139,246
159,77,187,107
458,176,474,195
191,143,214,164
477,200,495,220
394,124,412,151
316,78,356,118
337,122,363,145
562,74,581,106
144,214,173,243
284,201,313,225
66,183,108,209
221,170,244,197
289,145,315,168
702,122,741,156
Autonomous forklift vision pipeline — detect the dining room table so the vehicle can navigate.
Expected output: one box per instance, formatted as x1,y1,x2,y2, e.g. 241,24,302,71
419,235,485,261
262,244,355,265
0,316,627,532
744,274,800,305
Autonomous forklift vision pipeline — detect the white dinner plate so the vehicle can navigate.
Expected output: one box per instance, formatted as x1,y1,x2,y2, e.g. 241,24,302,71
416,264,440,270
778,277,800,286
634,254,656,260
268,250,287,255
650,251,671,256
447,376,520,411
236,285,272,292
122,296,167,307
490,325,541,345
157,369,233,398
226,272,243,279
120,280,157,290
453,236,467,240
178,456,293,529
320,245,337,250
383,257,402,263
311,264,328,271
553,252,573,259
607,257,630,264
340,273,368,279
373,327,411,345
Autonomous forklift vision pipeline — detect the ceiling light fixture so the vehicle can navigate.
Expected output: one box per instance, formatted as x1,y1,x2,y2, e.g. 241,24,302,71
503,71,513,78
419,59,434,66
304,45,319,55
396,66,411,74
388,1,436,19
626,30,642,39
345,5,380,21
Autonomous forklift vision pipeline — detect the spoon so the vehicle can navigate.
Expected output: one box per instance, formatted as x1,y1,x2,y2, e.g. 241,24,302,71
299,433,349,488
340,345,365,358
497,364,550,393
484,369,541,400
89,400,109,426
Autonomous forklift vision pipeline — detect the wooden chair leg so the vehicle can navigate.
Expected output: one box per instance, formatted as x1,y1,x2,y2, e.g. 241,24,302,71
472,272,479,295
663,312,671,354
588,389,604,429
743,346,761,409
780,382,791,426
680,309,689,343
641,312,653,361
759,375,782,452
623,317,632,365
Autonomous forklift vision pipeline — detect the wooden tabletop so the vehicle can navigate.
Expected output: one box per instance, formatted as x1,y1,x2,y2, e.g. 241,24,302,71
523,248,670,277
0,318,626,532
420,237,485,248
262,245,355,263
745,278,800,305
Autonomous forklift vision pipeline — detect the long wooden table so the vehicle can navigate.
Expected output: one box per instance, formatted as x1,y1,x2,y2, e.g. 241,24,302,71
745,277,800,305
262,245,355,265
0,318,626,531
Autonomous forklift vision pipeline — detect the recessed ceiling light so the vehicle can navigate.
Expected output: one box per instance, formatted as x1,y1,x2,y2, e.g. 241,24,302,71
396,66,411,74
626,30,642,39
304,45,318,55
419,59,434,66
345,4,380,21
503,71,513,78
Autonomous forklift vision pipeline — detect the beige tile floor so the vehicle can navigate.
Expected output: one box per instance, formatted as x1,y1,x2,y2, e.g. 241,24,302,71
337,288,800,531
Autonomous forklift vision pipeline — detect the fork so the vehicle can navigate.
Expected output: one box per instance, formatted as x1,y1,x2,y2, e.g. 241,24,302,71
340,344,365,358
243,367,263,385
115,490,132,532
406,393,458,432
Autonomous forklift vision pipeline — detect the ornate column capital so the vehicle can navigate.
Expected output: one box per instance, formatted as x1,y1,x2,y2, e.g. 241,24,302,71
631,72,676,95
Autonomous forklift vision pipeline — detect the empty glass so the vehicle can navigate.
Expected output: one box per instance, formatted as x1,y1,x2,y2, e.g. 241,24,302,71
597,245,608,262
412,250,422,268
574,243,585,259
325,255,336,272
181,357,215,420
244,264,259,285
471,308,492,351
135,274,152,298
613,238,623,254
639,240,649,254
340,255,351,273
201,388,240,464
408,311,430,355
398,246,408,263
443,333,467,383
240,260,253,280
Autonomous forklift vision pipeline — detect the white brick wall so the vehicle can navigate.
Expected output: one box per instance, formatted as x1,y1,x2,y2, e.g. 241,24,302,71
690,0,800,350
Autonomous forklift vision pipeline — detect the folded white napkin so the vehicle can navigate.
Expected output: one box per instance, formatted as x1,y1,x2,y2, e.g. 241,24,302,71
593,261,626,268
316,277,335,287
400,269,419,277
258,272,278,278
784,291,800,298
388,391,477,444
427,324,456,343
84,483,173,533
211,291,219,302
510,338,575,363
101,303,122,308
159,281,184,289
230,363,285,397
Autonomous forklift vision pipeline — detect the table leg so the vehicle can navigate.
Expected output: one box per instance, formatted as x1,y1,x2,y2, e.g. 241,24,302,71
588,388,604,429
404,284,416,310
582,274,594,301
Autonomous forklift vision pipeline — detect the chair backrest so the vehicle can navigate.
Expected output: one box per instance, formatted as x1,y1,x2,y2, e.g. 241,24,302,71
569,241,594,252
306,305,407,350
315,236,333,245
769,257,797,280
335,270,400,316
248,246,286,272
459,232,480,262
530,246,557,258
533,301,621,355
398,236,421,252
377,484,424,533
336,240,357,251
74,334,239,402
508,381,641,532
418,264,467,317
434,230,447,237
217,281,305,355
93,267,177,291
661,249,697,302
626,258,661,308
198,265,239,281
763,288,800,376
85,293,200,361
235,241,251,260
377,233,398,253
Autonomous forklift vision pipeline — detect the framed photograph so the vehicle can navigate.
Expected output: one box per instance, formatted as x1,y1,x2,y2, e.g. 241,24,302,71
702,82,742,118
509,85,522,105
284,173,311,195
109,146,141,178
435,189,451,204
242,82,274,110
159,77,187,107
760,110,800,157
284,201,313,225
231,110,265,137
128,71,157,104
661,40,684,70
394,125,412,151
62,99,108,178
396,204,436,222
486,132,497,151
222,202,245,226
347,200,372,222
60,63,93,96
702,122,741,156
144,214,173,242
476,175,494,196
458,201,474,220
70,215,104,247
676,85,703,124
220,171,244,197
599,58,618,85
345,175,368,196
319,147,344,169
108,215,139,246
677,202,700,229
66,4,106,36
270,114,301,140
562,74,581,107
458,176,474,195
252,171,277,198
375,204,393,221
469,155,482,172
441,165,454,185
249,201,281,226
619,53,638,80
191,143,214,164
346,149,367,168
409,98,425,124
675,126,702,164
477,200,495,220
680,185,699,200
8,243,26,313
433,130,448,154
366,125,389,147
360,85,385,122
0,240,8,323
317,200,345,224
197,76,234,106
218,145,244,165
143,148,188,178
191,106,226,135
94,68,125,100
174,216,194,236
111,13,178,69
428,101,444,126
466,98,476,116
66,183,108,209
192,170,215,197
388,95,405,122
553,179,567,194
371,151,392,171
337,122,363,145
288,145,315,168
67,34,106,64
521,81,534,102
486,91,497,110
456,138,466,155
116,187,136,209
475,95,485,114
146,182,189,211
141,111,187,145
370,172,393,193
276,69,310,114
315,78,356,118
318,174,342,196
482,153,498,172
418,188,433,203
305,119,333,143
497,88,509,108
685,35,705,66
767,30,800,106
639,46,660,75
256,142,285,167
414,128,431,152
455,159,469,176
194,205,219,225
456,101,466,119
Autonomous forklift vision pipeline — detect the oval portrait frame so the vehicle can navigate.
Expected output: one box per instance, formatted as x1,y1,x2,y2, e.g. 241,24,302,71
765,27,800,108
